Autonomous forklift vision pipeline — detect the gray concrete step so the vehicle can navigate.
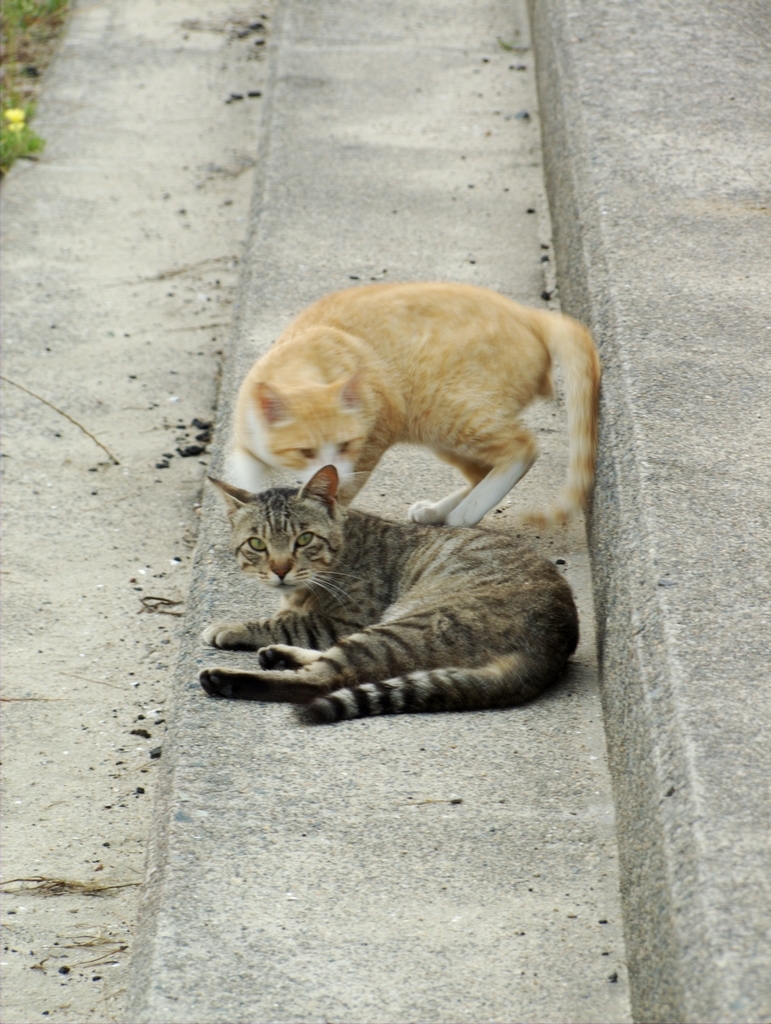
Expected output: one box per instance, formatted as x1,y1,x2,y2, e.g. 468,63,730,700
128,1,631,1021
528,1,771,1021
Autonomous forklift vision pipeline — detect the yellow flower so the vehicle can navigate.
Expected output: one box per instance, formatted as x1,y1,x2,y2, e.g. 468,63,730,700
4,108,26,124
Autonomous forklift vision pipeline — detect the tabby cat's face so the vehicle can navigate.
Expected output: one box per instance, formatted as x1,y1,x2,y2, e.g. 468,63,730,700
213,469,344,591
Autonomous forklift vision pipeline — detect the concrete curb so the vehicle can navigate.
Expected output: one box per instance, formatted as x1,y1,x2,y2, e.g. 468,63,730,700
528,1,770,1021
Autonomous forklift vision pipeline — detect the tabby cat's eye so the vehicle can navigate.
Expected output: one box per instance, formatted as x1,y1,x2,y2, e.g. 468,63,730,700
295,532,313,547
248,537,267,551
299,448,317,459
337,441,350,454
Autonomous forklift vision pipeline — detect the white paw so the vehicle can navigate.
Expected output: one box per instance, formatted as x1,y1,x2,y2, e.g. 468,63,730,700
444,506,480,528
408,500,446,525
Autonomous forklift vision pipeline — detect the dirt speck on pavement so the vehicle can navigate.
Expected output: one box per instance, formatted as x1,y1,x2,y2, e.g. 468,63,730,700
0,2,272,1019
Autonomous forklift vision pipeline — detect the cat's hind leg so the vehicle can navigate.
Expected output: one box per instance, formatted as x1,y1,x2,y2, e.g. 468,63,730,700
298,649,554,724
200,644,338,702
200,666,324,703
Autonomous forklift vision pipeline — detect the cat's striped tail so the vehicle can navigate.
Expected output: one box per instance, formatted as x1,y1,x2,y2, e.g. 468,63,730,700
296,652,562,725
535,311,601,526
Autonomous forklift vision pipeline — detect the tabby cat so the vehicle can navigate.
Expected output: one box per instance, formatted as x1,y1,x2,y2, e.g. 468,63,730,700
200,466,579,723
230,282,600,527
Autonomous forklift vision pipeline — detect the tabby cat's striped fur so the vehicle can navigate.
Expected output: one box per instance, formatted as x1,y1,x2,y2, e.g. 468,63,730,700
200,466,579,724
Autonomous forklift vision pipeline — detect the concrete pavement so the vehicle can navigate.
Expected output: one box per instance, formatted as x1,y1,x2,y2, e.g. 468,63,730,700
128,1,631,1021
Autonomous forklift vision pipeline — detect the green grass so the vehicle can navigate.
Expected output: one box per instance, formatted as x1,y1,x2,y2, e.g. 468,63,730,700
1,0,70,174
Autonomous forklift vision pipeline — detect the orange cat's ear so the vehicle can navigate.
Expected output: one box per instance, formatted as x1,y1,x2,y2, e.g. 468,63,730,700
208,476,254,521
300,465,339,509
255,381,293,425
337,371,363,412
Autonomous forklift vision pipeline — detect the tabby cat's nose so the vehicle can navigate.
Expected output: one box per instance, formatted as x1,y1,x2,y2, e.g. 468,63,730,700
270,562,291,579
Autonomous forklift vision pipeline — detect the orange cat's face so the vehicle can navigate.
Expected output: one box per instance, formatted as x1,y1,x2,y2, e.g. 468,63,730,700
250,376,369,486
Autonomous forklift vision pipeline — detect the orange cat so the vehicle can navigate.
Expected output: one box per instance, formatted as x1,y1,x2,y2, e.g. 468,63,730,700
230,282,600,527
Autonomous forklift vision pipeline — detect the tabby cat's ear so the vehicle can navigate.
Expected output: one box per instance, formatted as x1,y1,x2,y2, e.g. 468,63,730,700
256,381,293,425
208,477,254,521
300,465,339,509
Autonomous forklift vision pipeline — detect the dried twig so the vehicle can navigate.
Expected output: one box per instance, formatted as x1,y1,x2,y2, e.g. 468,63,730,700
57,933,120,949
0,375,120,465
68,946,127,968
164,321,230,332
72,950,125,968
1,876,140,896
135,254,239,283
61,672,128,692
139,595,184,617
406,798,464,806
0,696,69,702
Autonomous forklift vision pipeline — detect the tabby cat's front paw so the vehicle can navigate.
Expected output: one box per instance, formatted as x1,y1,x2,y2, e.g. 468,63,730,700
199,668,235,697
202,622,260,651
408,500,446,525
258,644,323,671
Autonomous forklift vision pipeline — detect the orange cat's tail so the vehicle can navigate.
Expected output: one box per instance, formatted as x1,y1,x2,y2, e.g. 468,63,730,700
533,311,601,526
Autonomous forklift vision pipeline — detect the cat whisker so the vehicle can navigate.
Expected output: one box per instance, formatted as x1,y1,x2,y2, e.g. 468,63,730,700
315,579,350,602
304,577,346,608
310,575,351,604
318,569,363,583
